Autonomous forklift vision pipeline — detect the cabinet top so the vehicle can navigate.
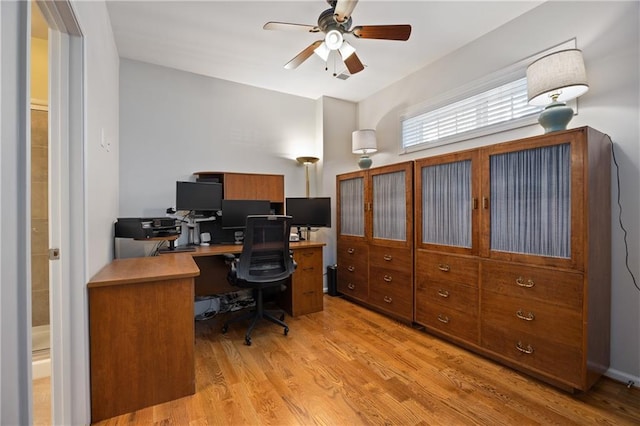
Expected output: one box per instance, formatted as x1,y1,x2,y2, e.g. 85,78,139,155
194,171,284,178
88,254,199,288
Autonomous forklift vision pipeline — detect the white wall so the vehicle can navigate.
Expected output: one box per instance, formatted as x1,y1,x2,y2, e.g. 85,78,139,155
354,1,640,383
0,3,31,424
119,59,318,221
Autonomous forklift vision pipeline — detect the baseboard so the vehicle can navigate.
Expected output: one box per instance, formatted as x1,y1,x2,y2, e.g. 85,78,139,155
605,368,639,388
32,358,51,380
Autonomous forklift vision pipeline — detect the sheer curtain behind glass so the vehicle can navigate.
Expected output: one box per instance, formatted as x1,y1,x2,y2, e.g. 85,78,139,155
373,171,406,241
422,161,472,247
340,177,364,236
490,143,571,258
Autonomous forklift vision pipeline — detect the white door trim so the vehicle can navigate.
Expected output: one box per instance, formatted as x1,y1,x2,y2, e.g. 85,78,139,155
36,0,85,424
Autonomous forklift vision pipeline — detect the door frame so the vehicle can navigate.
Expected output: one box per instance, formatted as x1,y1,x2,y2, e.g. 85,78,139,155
34,1,85,424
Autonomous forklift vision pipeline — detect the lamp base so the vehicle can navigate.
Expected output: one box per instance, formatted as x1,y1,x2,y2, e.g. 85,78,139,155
358,155,372,169
538,101,574,133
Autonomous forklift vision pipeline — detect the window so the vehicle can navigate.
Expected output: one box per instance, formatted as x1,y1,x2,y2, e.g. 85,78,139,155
400,40,577,152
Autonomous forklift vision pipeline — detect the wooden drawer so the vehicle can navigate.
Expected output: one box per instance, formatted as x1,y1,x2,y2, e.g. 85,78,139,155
481,292,582,347
417,251,478,287
290,247,323,316
481,261,583,310
481,323,583,387
338,240,369,261
415,278,478,315
481,290,583,387
369,246,412,273
368,267,412,320
337,261,368,301
416,300,479,344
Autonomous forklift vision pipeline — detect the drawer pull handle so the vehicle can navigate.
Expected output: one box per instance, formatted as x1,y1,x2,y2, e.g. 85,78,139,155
516,310,535,321
348,266,355,272
383,255,393,261
347,283,355,290
472,198,478,210
438,264,450,272
383,275,392,282
303,267,314,272
437,314,449,324
482,197,489,209
515,277,535,288
437,289,449,298
347,248,355,254
383,296,393,303
515,341,534,354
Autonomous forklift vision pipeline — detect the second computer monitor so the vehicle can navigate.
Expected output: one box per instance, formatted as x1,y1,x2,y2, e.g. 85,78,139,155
221,199,271,229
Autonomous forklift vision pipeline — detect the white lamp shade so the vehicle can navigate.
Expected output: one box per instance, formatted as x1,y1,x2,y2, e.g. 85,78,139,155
338,41,356,60
527,49,589,106
352,129,377,154
314,42,330,62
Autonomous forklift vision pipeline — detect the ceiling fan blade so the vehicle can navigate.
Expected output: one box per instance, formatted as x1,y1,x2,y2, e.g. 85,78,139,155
284,41,323,70
263,21,320,33
352,24,412,41
334,0,358,23
343,51,365,75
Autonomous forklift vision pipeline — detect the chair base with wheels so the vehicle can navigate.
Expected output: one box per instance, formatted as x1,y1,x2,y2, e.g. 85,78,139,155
221,285,289,346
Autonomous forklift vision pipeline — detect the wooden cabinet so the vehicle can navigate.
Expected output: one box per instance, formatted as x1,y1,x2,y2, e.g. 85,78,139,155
283,245,324,316
336,162,413,322
88,255,199,423
194,171,285,212
414,127,611,391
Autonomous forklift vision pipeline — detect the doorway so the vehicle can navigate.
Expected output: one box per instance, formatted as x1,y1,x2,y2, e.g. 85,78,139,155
29,0,84,424
30,5,51,425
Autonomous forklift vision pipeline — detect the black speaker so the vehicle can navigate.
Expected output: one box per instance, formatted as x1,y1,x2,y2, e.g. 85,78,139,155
327,264,339,296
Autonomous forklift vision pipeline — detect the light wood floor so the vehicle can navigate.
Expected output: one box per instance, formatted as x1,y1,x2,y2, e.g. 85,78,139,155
38,295,639,425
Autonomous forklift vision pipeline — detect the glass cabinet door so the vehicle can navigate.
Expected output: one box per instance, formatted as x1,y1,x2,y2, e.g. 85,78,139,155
489,143,571,258
415,152,479,255
338,174,365,238
370,163,413,247
481,131,583,269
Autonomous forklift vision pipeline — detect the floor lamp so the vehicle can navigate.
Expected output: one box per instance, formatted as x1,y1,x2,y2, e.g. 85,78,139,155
296,156,319,197
296,156,319,241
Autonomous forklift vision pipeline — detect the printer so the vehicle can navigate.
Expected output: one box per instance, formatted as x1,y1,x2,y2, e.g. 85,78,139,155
114,217,181,240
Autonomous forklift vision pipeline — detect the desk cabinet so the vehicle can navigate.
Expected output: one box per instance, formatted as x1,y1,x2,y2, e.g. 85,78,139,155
283,245,324,316
193,171,285,212
88,254,199,423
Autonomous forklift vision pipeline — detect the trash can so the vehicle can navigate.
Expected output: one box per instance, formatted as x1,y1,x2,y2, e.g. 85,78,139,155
327,264,338,296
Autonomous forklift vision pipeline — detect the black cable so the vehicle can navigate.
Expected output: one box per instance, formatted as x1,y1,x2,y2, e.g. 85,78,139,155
609,135,640,292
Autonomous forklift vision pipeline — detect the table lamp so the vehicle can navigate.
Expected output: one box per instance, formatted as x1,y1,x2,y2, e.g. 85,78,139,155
352,129,377,169
526,48,589,133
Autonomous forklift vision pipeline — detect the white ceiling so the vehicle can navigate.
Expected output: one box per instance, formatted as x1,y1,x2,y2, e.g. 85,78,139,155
106,1,544,103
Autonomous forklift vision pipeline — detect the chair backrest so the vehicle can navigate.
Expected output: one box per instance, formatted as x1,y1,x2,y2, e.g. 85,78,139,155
236,215,296,283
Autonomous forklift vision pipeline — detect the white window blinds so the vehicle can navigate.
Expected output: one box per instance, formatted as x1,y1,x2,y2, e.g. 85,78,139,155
402,78,542,150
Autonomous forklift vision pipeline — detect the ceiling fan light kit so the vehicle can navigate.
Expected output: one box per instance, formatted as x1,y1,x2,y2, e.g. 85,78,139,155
264,0,411,76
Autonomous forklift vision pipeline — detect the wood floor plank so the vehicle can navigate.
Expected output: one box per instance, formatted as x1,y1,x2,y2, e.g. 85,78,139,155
38,295,639,425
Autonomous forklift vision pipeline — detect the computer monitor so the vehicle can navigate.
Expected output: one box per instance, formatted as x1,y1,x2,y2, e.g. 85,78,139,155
286,197,331,228
221,199,271,229
175,181,222,215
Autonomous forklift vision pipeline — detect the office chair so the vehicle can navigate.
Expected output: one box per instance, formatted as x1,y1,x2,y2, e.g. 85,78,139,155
221,215,296,346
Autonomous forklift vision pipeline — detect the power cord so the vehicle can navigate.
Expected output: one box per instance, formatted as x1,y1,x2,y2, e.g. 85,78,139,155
609,135,640,292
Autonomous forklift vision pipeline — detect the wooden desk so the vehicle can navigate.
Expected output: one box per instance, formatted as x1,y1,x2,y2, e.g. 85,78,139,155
88,254,199,423
162,241,326,317
87,242,324,422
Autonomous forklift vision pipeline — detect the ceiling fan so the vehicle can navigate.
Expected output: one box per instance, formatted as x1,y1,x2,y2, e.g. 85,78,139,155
263,0,411,75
